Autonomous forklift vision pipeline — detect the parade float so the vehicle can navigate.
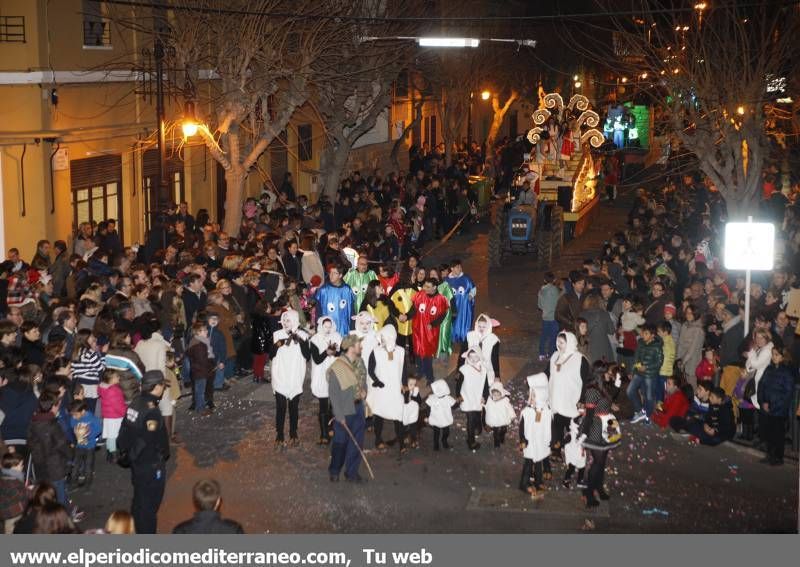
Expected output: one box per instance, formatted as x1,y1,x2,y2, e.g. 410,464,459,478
525,93,606,238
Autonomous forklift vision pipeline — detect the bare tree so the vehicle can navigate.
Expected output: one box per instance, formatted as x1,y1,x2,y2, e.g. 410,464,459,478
314,1,421,200
592,1,800,218
167,0,348,233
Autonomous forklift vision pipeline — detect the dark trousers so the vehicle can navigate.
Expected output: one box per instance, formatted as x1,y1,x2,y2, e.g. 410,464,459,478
131,464,166,534
492,426,507,447
329,402,366,479
72,447,95,484
275,393,300,441
564,463,585,483
417,356,434,383
586,449,608,494
465,411,482,447
373,416,401,446
551,413,571,451
204,373,215,407
318,397,331,440
519,458,544,491
432,426,450,449
685,420,725,445
765,414,786,461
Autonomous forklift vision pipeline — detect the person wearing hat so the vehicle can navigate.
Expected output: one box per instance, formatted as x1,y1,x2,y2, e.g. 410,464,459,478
327,334,368,483
116,370,170,534
719,303,745,399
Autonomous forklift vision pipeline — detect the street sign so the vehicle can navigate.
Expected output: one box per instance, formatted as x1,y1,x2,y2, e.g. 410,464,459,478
723,221,775,271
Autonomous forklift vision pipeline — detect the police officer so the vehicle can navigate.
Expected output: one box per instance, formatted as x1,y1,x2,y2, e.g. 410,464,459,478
117,370,170,534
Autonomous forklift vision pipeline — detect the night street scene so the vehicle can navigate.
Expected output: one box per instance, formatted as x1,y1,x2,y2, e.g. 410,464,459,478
0,0,798,537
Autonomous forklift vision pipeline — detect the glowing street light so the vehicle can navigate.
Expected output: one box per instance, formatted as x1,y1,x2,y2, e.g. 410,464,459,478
480,90,491,100
574,81,582,88
418,37,480,47
181,101,201,138
736,105,745,115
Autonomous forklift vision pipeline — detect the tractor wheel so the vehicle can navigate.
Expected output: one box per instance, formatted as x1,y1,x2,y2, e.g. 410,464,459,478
537,229,553,268
488,222,503,268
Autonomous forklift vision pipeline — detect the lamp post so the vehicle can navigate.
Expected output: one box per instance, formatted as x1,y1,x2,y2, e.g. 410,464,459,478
154,36,169,225
467,90,491,148
723,216,775,336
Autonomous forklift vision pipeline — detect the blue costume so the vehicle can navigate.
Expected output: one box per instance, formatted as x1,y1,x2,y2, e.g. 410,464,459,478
315,282,356,336
446,273,476,344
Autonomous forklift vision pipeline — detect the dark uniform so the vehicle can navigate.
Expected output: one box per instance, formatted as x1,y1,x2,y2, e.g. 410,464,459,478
117,390,170,534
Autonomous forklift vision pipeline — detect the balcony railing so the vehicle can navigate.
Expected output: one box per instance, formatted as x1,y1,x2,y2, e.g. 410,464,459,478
0,16,25,43
83,18,111,47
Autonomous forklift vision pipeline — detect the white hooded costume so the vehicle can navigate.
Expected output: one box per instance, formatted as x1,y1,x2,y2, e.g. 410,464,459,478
521,372,552,462
350,311,378,367
366,325,405,422
402,382,420,426
484,382,516,428
548,331,584,418
466,313,500,382
309,316,342,399
271,309,309,399
459,347,489,413
564,418,587,469
426,379,456,428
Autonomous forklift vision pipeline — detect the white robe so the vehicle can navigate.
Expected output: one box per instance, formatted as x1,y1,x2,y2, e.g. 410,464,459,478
521,406,552,462
459,363,487,413
271,329,309,399
351,330,377,369
466,330,499,383
564,423,586,468
484,396,515,428
402,387,420,426
548,334,584,418
367,347,405,421
309,331,341,399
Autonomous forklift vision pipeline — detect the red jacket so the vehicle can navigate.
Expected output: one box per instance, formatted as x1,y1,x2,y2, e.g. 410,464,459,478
695,359,716,381
652,390,690,428
98,383,127,419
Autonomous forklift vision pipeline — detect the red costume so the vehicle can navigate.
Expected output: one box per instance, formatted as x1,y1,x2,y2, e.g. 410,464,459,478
411,291,449,357
652,390,690,428
379,273,400,296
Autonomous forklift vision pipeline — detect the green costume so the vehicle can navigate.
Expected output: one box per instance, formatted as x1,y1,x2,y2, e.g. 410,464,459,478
344,269,377,311
436,281,455,357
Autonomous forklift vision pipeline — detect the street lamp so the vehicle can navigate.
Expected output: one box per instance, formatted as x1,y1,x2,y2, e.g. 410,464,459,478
181,101,200,138
480,90,491,101
724,217,775,335
736,105,745,115
418,37,480,48
467,90,491,146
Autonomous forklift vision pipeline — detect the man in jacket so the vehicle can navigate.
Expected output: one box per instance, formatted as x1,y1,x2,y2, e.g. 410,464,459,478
27,391,70,506
719,304,745,397
327,335,368,483
554,271,585,332
643,281,669,326
629,325,664,423
117,371,170,534
172,479,244,534
49,240,70,299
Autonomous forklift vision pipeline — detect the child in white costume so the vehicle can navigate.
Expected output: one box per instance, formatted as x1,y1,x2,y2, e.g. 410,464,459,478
519,372,552,499
309,316,341,445
562,417,587,489
402,378,422,449
426,379,457,451
484,382,516,448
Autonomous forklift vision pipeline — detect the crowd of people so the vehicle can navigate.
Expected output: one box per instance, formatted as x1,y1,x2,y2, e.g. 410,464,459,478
1,135,798,532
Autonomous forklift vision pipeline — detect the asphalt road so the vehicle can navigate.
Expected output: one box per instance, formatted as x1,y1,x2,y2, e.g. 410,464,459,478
72,194,799,534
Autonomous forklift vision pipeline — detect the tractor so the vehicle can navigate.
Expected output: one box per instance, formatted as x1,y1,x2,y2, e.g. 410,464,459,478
487,200,563,268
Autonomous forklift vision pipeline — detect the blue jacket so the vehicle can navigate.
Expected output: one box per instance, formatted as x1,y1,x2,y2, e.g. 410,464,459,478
208,327,227,365
757,363,796,417
0,384,38,442
69,412,102,450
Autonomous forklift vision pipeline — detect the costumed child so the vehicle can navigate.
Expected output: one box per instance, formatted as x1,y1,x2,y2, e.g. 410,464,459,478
271,309,310,447
309,316,342,445
426,379,457,451
484,381,515,448
562,417,586,489
402,377,422,449
351,311,378,368
367,325,406,449
519,373,552,500
466,313,500,382
458,347,490,451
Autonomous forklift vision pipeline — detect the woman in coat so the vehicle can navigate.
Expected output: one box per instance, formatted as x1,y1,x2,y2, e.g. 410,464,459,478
677,305,704,387
104,331,144,403
579,293,616,364
580,362,622,508
756,347,796,465
250,299,275,384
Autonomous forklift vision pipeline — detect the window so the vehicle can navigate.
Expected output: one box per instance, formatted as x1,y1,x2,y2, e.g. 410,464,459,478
142,149,185,230
297,124,313,162
424,115,437,147
73,183,119,227
70,154,123,238
269,131,288,187
0,16,25,43
82,0,111,48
